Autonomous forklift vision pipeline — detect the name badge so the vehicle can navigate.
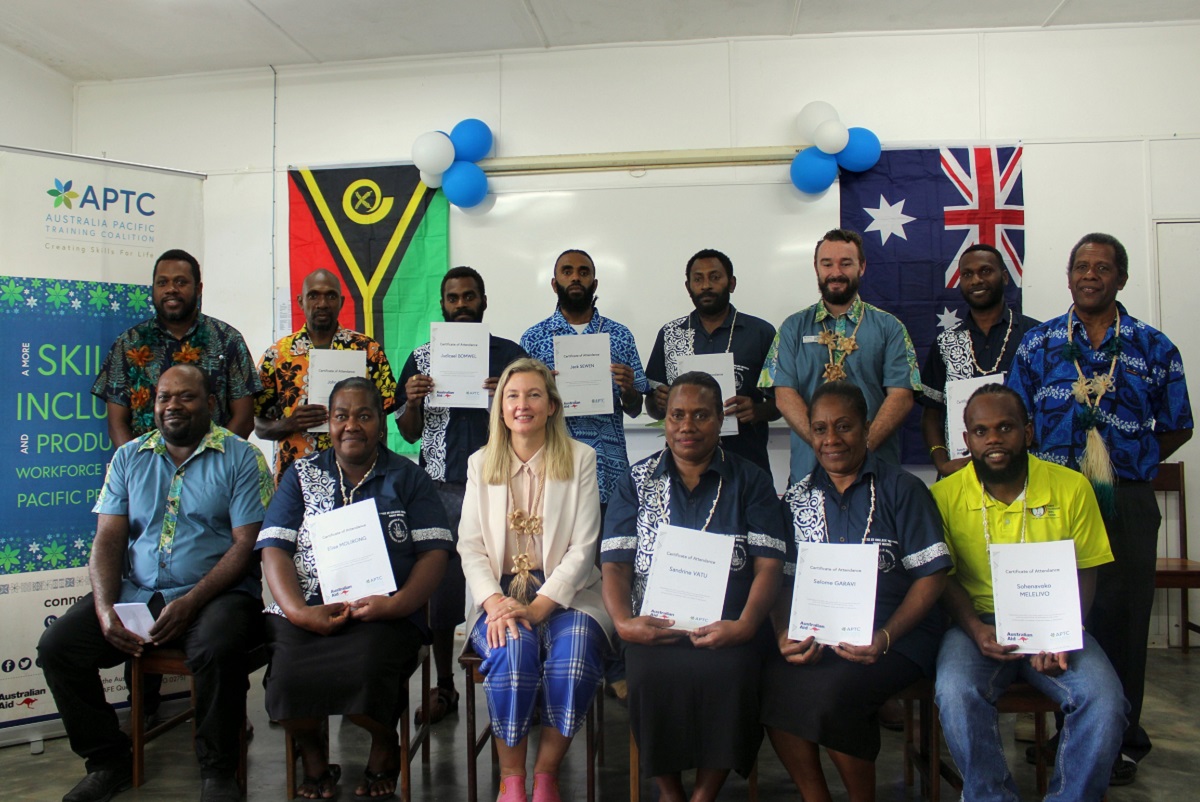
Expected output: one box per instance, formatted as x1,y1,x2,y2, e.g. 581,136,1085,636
802,335,821,344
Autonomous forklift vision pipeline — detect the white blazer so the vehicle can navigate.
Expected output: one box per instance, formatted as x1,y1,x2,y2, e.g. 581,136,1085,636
458,439,613,640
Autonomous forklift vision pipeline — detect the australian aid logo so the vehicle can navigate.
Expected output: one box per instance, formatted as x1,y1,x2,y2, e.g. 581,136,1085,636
43,176,158,249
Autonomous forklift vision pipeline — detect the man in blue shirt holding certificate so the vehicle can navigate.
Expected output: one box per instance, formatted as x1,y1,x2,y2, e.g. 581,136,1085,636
931,385,1125,802
38,364,273,802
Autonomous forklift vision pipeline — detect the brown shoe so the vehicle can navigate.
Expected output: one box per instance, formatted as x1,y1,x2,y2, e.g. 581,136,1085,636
414,686,459,726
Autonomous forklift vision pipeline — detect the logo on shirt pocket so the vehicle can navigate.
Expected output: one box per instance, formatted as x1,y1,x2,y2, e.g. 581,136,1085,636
380,510,409,543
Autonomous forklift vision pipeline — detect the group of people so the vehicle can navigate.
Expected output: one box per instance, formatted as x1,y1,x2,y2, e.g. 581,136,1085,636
34,228,1190,802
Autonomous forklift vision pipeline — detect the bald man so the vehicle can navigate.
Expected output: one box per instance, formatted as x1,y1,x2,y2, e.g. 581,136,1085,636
255,268,398,482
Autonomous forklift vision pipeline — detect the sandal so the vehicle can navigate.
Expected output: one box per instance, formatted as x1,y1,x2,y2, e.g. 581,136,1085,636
355,767,400,798
414,686,460,726
297,763,341,800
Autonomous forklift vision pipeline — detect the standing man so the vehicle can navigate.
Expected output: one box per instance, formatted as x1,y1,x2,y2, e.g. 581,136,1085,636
38,364,273,802
759,229,921,483
1008,232,1193,784
921,244,1040,477
395,266,526,726
645,248,779,474
521,249,650,509
254,268,397,482
931,384,1126,801
93,249,261,446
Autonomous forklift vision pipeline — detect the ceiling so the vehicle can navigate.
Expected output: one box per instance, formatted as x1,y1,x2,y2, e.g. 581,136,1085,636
5,0,1200,82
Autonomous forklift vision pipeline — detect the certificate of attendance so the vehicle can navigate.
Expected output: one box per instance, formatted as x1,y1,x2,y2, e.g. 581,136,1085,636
554,333,613,417
639,524,734,632
788,541,879,646
308,497,397,604
430,322,489,409
990,539,1083,654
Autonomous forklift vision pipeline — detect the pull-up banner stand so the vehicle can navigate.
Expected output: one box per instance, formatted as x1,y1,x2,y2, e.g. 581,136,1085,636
0,146,204,747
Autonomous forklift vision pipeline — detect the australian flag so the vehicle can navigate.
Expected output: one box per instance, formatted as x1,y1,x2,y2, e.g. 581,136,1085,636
840,146,1025,463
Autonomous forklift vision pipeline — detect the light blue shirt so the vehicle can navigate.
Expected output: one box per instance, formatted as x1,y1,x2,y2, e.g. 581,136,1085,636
93,423,273,602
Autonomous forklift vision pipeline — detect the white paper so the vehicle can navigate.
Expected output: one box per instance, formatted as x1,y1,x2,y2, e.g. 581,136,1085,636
307,349,369,432
114,602,156,641
554,333,614,417
990,540,1083,654
678,352,739,436
639,524,734,632
307,497,398,604
944,373,1006,458
788,542,879,646
430,322,490,409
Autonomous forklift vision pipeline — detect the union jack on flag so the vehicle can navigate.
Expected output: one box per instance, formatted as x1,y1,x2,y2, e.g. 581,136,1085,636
839,145,1025,462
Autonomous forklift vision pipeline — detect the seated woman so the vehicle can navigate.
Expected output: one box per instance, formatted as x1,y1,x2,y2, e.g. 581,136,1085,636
458,358,612,802
256,377,453,800
601,371,786,802
762,380,951,802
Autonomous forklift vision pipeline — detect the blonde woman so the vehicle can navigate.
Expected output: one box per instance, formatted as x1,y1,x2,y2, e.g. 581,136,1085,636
458,358,613,802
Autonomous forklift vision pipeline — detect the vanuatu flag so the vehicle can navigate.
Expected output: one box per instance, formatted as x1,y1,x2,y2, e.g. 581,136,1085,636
289,165,449,454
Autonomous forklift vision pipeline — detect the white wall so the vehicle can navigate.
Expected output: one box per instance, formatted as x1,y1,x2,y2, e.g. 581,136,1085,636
0,43,74,152
73,23,1200,643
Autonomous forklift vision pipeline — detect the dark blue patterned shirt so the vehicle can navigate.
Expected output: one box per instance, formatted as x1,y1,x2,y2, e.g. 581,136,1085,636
1007,303,1193,483
521,307,649,503
645,305,778,473
601,448,788,621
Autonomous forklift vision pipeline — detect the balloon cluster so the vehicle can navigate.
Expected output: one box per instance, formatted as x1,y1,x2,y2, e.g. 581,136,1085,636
789,102,881,195
411,118,494,208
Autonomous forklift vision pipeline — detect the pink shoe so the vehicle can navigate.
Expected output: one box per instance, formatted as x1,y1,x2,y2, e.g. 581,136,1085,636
496,774,528,802
531,772,561,802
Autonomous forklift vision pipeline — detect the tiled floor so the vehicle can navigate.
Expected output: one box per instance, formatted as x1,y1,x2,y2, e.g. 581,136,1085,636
4,648,1195,801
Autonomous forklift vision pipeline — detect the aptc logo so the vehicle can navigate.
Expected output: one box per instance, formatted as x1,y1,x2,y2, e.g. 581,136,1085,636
46,178,155,216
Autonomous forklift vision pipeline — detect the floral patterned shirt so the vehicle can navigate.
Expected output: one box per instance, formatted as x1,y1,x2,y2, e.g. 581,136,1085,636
91,313,261,437
255,325,397,481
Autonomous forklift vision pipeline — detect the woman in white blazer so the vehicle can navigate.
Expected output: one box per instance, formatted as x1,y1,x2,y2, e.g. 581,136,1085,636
458,357,612,802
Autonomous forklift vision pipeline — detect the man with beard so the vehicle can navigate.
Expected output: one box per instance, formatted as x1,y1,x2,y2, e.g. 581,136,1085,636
920,244,1040,477
931,384,1125,802
395,266,526,726
520,249,649,510
39,364,273,802
1008,232,1193,784
254,268,397,482
644,248,779,473
93,249,261,446
759,229,920,483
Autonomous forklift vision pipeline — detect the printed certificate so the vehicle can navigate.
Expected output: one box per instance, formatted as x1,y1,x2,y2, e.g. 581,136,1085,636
639,524,734,632
554,333,613,417
307,349,368,432
944,373,1005,458
430,322,490,409
308,497,397,604
991,540,1083,654
678,352,738,436
113,602,156,641
788,541,879,646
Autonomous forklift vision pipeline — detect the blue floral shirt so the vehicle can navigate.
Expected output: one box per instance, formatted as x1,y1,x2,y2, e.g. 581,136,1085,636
1007,303,1193,483
520,307,649,503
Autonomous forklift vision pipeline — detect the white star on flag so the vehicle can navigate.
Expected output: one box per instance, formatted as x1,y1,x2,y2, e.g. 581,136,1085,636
936,307,961,331
863,195,916,245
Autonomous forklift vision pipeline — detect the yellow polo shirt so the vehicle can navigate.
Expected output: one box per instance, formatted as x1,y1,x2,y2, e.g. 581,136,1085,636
930,455,1113,616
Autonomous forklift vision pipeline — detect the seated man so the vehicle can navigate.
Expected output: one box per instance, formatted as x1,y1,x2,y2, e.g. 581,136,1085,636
38,364,273,802
930,385,1126,801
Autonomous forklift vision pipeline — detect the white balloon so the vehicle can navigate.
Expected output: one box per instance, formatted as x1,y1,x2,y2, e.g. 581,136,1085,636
796,101,840,141
412,131,455,174
420,170,443,189
813,119,850,155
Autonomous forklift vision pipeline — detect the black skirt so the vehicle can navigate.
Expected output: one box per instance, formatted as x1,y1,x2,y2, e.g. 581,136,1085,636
263,613,424,725
760,646,923,761
625,627,770,778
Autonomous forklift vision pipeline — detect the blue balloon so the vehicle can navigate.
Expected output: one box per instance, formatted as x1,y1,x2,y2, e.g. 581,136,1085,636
790,148,838,194
835,127,882,172
441,161,489,208
450,118,493,163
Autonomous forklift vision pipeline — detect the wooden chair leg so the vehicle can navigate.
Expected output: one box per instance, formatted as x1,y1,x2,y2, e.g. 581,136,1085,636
595,687,605,767
748,759,759,801
1034,710,1048,795
928,697,942,802
465,673,478,802
400,707,412,802
585,703,596,802
130,657,145,788
285,729,297,800
1182,589,1191,653
902,697,914,789
236,699,248,795
629,728,640,802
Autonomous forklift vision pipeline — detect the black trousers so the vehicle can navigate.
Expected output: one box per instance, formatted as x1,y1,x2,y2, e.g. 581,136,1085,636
1086,481,1160,761
37,591,262,777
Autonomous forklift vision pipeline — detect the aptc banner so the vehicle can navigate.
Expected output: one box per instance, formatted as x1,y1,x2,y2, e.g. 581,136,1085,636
0,148,204,744
289,164,449,454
